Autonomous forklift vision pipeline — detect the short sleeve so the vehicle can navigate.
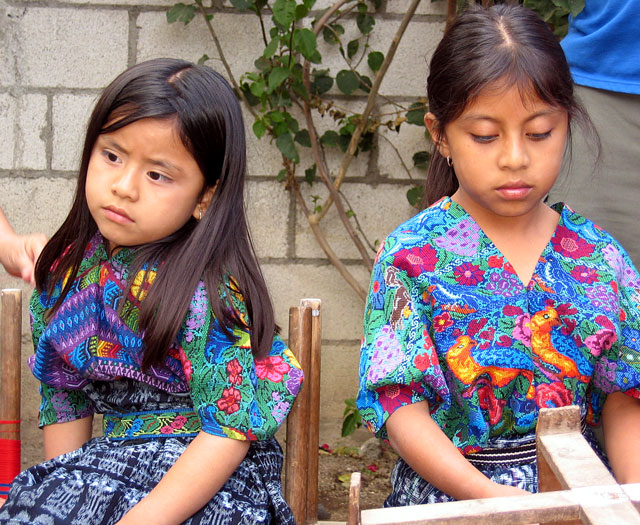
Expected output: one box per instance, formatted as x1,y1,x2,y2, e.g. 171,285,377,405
37,383,95,427
589,243,640,420
357,237,448,440
180,281,303,441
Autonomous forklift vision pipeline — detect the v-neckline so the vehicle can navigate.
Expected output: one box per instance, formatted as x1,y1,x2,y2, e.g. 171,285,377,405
443,197,564,290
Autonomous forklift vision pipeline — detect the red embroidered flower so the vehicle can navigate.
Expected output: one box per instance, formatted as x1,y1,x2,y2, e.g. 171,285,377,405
551,226,595,259
393,244,438,277
255,355,291,382
171,415,187,429
414,350,438,371
502,305,523,316
175,347,193,382
217,387,242,414
227,358,243,385
433,312,453,333
467,318,487,337
488,255,504,268
535,382,572,409
477,385,505,425
453,262,485,285
377,384,412,415
570,265,600,284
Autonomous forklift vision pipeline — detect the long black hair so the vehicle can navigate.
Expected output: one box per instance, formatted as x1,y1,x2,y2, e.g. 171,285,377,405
422,3,598,207
35,58,276,367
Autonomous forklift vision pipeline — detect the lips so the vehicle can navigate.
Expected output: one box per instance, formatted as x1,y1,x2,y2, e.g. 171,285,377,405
496,182,532,200
103,205,134,223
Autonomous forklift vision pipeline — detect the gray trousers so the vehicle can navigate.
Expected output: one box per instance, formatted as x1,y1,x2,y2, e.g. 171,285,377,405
548,85,640,266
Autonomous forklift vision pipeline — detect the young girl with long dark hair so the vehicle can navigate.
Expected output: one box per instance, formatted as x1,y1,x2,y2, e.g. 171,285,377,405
358,4,640,506
0,58,302,524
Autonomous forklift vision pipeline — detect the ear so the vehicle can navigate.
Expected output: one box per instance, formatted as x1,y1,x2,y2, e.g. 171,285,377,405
192,183,217,220
424,112,451,159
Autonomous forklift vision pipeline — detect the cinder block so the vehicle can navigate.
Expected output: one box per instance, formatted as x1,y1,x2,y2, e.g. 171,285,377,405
15,8,128,88
15,93,48,170
0,176,76,238
294,182,415,259
246,179,290,259
0,4,20,87
262,262,369,341
377,104,430,180
52,94,98,172
388,0,448,15
136,11,263,84
0,92,16,169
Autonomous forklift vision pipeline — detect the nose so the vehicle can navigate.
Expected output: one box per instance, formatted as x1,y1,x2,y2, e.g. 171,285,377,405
111,166,139,201
498,134,530,171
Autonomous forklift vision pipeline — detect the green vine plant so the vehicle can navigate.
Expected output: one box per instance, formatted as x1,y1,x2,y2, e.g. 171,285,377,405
167,0,582,303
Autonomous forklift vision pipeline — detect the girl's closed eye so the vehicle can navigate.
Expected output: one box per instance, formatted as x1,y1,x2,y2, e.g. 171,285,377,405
471,134,498,144
527,130,552,140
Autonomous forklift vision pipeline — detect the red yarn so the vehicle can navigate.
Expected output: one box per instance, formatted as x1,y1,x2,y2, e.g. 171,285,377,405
0,433,21,499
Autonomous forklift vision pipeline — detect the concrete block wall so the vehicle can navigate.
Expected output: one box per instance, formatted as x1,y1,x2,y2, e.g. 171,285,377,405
0,0,446,468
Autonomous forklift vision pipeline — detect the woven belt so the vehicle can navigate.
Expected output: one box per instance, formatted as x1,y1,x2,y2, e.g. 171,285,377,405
103,409,201,440
465,441,537,467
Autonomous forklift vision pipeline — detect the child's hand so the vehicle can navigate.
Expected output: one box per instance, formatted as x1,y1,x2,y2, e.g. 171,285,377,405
0,232,48,285
480,481,532,499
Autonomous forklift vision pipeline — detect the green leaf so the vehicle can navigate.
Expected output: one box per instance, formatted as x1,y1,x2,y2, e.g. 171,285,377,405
253,120,267,139
264,38,279,59
323,23,345,45
347,39,359,59
304,164,316,185
276,132,299,162
273,0,296,27
295,3,309,20
276,169,287,182
367,51,384,72
249,79,265,98
406,103,426,126
268,67,290,90
412,150,430,169
336,70,359,95
320,130,339,147
166,3,196,25
268,110,285,123
284,112,299,133
254,56,270,71
341,413,357,437
406,185,425,208
346,209,355,218
294,28,318,62
295,129,311,147
230,0,253,9
356,12,375,34
197,54,210,65
311,72,333,95
359,75,372,93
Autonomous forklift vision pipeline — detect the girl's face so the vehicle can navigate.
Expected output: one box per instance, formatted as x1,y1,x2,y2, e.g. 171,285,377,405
426,82,569,225
85,118,214,251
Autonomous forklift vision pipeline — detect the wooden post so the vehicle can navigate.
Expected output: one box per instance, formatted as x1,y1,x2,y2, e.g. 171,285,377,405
284,305,312,524
0,289,22,499
348,471,361,525
301,298,321,524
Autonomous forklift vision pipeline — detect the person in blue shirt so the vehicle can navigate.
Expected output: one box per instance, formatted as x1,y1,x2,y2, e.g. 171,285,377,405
548,0,640,265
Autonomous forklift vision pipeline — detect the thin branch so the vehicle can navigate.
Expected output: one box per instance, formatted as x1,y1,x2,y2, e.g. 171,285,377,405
378,132,415,180
311,0,423,222
292,178,367,301
196,1,259,121
337,188,377,252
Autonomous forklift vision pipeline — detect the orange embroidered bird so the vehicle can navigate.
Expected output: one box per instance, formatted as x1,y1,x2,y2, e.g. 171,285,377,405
529,306,589,382
446,335,535,399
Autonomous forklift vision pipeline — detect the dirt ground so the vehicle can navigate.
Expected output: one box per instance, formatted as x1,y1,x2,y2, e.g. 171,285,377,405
316,442,398,521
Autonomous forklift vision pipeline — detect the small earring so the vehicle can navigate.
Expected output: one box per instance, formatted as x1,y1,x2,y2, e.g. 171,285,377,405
198,207,203,221
446,156,453,167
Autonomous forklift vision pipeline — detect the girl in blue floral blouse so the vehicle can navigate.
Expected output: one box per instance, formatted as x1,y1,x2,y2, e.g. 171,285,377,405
0,59,302,524
358,4,640,506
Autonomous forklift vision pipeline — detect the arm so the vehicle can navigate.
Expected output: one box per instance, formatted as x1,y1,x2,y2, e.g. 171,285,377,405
116,431,250,525
43,415,94,460
386,400,530,500
601,391,640,484
0,208,47,285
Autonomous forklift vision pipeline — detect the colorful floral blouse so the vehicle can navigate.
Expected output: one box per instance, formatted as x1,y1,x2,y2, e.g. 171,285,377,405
358,197,640,454
30,233,303,441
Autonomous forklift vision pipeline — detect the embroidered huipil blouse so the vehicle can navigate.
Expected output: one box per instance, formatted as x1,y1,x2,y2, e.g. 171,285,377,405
358,197,640,454
30,233,303,441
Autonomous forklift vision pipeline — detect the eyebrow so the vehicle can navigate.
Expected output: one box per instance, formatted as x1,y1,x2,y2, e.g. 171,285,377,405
99,136,185,175
460,109,561,124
